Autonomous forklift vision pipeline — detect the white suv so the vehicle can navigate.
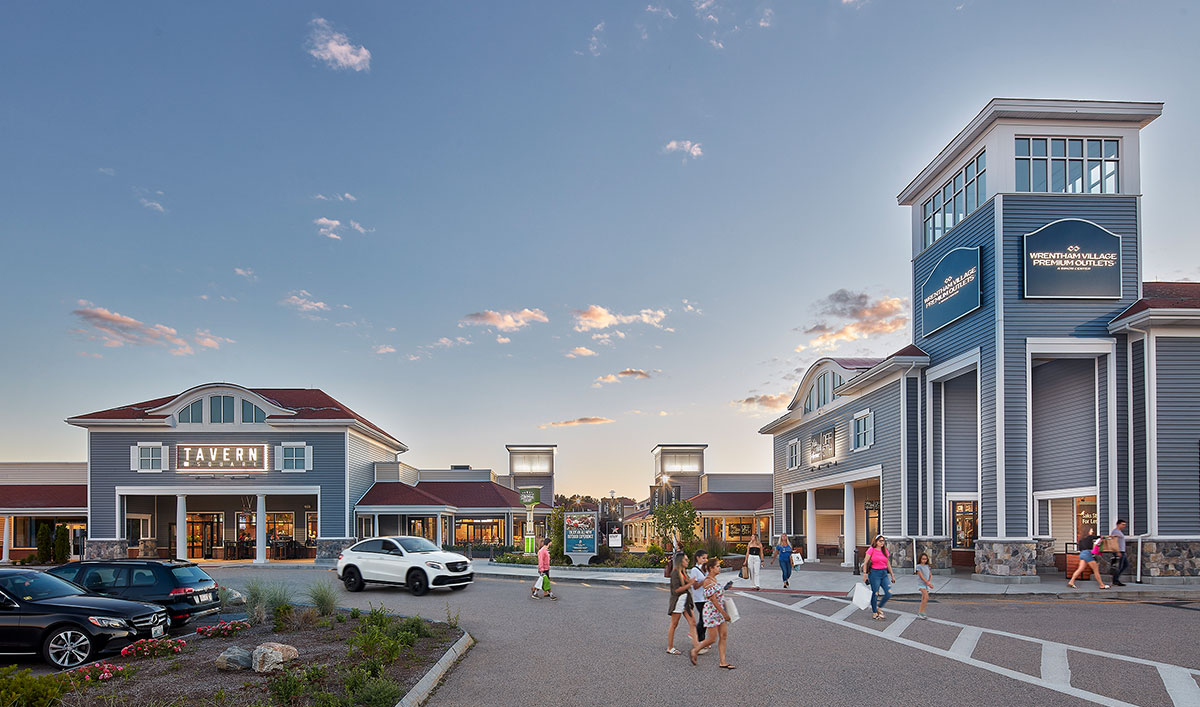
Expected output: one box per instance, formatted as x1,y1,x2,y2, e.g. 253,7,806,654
336,536,472,596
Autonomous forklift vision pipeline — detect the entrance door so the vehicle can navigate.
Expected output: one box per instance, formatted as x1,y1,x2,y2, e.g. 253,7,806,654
357,516,375,540
186,514,223,559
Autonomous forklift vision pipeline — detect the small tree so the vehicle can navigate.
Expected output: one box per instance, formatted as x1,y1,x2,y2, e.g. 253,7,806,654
651,500,700,551
53,524,70,564
548,505,565,563
36,523,54,564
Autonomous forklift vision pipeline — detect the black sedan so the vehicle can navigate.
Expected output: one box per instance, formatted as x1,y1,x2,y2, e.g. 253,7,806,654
49,559,220,629
0,568,168,669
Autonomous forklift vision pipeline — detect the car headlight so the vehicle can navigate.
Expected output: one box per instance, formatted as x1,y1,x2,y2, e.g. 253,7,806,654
424,561,443,570
88,616,127,629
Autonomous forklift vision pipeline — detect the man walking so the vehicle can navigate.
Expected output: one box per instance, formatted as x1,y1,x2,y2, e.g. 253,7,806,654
1110,519,1129,586
530,537,558,600
689,550,710,654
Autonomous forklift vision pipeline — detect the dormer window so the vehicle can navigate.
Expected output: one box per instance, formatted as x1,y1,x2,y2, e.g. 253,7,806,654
178,399,203,423
802,371,844,414
1015,137,1118,194
242,399,266,423
210,395,235,423
922,151,986,249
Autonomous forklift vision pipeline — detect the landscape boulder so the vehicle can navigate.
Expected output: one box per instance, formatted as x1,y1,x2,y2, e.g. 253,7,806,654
252,642,299,673
215,646,253,671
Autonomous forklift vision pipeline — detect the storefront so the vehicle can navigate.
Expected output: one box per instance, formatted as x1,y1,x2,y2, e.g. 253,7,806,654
0,463,89,563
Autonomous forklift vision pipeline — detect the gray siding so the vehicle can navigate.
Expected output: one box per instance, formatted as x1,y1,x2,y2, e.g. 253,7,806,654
931,382,943,532
705,474,772,493
943,372,979,495
348,432,397,533
1115,334,1128,524
1037,498,1050,535
88,431,346,539
1031,358,1097,492
1097,356,1109,526
511,474,554,503
1132,340,1148,536
905,378,920,536
1155,337,1200,535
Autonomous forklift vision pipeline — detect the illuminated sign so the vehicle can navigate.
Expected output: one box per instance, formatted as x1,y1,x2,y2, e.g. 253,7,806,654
1024,219,1121,299
809,428,836,464
176,444,268,471
921,247,981,336
518,487,541,507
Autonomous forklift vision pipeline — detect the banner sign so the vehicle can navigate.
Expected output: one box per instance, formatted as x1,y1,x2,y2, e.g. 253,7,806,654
563,512,597,555
524,535,537,554
607,533,622,548
809,428,836,464
518,487,541,507
1024,219,1122,299
176,444,267,471
921,247,981,336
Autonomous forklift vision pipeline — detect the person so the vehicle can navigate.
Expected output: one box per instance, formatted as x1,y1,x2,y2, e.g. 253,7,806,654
667,552,699,655
745,535,763,591
914,552,933,619
775,533,794,589
861,535,896,620
689,550,711,653
1068,530,1109,590
531,537,558,600
689,557,735,669
1110,519,1128,586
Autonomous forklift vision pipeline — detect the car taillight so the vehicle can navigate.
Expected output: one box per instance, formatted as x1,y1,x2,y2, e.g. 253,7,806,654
338,553,343,560
169,587,195,595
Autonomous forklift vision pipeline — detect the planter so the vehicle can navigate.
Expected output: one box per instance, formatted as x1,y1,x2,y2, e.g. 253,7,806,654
1065,554,1091,579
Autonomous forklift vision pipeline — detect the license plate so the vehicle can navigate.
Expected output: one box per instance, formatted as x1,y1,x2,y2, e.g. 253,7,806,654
152,624,165,638
197,593,211,603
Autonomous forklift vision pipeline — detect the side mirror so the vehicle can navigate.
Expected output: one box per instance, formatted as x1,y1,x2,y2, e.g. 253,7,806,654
389,548,404,556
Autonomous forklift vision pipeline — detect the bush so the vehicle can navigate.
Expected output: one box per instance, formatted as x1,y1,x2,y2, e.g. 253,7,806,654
493,553,536,565
703,535,727,562
195,619,250,639
272,603,295,632
53,525,70,564
549,506,565,563
0,665,67,706
350,677,403,707
36,524,53,564
398,615,432,638
269,669,309,704
349,607,362,620
119,638,187,659
307,581,339,617
645,543,664,558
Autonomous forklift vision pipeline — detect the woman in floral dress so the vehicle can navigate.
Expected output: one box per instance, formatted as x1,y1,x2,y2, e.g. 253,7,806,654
689,557,735,669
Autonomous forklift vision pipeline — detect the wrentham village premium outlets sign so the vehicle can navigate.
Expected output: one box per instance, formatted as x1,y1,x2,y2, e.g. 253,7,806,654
921,247,981,336
1024,219,1122,299
176,444,268,471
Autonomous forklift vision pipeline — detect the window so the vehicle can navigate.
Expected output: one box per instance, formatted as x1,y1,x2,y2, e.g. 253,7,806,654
455,518,505,544
306,511,319,543
282,446,306,470
241,399,266,423
864,500,880,542
852,410,874,451
210,395,235,423
138,445,162,471
235,512,294,541
952,501,978,550
178,399,203,423
1015,137,1118,195
786,440,800,470
802,371,845,414
922,150,986,249
125,516,152,540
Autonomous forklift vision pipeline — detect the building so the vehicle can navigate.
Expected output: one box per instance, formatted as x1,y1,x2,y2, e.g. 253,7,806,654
764,98,1200,583
0,463,89,563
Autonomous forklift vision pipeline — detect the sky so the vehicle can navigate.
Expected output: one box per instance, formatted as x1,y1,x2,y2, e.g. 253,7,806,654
2,1,1199,500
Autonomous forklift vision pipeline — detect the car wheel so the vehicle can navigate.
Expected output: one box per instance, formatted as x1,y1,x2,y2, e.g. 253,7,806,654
450,585,467,591
407,569,429,596
342,566,364,592
44,626,93,669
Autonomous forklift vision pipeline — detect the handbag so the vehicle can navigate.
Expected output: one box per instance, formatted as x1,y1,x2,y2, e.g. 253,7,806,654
849,582,871,610
1100,536,1119,553
725,597,740,623
740,564,750,580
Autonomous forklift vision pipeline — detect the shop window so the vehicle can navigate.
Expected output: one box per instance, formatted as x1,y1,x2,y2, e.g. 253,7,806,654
236,512,294,541
178,399,203,423
951,501,978,550
306,512,319,543
852,410,874,451
922,151,986,248
282,446,306,470
1016,137,1118,195
242,399,266,423
864,500,880,542
210,395,235,423
125,516,152,540
1074,496,1098,541
454,518,504,544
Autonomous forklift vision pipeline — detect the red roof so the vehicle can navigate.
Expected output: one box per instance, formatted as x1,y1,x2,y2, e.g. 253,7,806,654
624,509,651,522
69,385,401,448
890,344,928,358
1112,282,1200,323
686,491,773,512
0,485,87,509
357,481,551,510
357,482,447,507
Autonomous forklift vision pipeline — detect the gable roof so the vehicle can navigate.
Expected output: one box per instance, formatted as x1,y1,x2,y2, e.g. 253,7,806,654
686,491,773,513
1110,282,1200,326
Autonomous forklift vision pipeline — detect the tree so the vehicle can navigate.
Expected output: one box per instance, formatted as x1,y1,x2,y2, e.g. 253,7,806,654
548,505,565,563
36,523,54,564
53,524,70,564
651,500,699,551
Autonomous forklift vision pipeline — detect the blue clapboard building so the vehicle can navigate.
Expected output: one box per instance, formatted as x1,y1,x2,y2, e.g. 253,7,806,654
764,99,1200,582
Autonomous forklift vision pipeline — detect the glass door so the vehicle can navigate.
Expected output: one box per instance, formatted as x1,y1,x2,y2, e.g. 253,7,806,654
186,513,223,559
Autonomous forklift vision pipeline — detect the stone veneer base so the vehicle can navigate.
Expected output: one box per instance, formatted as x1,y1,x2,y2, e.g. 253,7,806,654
1142,540,1200,578
888,537,952,570
971,573,1042,584
85,539,129,560
975,540,1038,578
1139,576,1200,585
315,538,355,562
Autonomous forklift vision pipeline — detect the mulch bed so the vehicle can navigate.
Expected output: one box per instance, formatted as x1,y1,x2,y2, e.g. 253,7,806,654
58,611,462,706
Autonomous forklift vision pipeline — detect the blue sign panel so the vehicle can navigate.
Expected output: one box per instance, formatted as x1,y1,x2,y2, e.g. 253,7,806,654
921,247,981,336
1024,219,1122,299
564,512,597,555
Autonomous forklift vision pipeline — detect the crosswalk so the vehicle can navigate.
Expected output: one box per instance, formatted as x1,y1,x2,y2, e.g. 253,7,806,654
737,591,1200,707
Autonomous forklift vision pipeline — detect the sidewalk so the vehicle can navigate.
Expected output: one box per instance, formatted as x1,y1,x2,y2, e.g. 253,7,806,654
475,560,1200,600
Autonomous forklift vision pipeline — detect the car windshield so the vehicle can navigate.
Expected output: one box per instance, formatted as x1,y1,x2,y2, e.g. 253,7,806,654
170,565,213,585
396,537,439,553
0,571,83,601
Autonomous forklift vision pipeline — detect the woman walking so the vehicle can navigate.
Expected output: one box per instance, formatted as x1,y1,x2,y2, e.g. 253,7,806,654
745,535,763,590
775,533,794,589
1068,531,1110,589
666,552,698,655
690,558,735,669
861,535,896,620
914,552,933,619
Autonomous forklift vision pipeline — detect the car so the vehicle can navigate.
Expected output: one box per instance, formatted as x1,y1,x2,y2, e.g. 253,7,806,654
336,536,472,596
47,560,220,630
0,568,169,669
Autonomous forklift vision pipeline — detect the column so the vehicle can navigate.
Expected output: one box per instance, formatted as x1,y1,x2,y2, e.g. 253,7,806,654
1,516,11,564
435,513,442,546
175,495,187,562
842,483,856,568
254,494,267,564
373,513,379,537
806,492,817,562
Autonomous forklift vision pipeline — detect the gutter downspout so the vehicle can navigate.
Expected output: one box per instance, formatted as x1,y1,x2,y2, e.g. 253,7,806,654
1126,322,1149,583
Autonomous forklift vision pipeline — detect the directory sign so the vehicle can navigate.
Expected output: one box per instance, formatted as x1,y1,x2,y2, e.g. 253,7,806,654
921,247,981,336
1024,219,1122,298
564,512,597,555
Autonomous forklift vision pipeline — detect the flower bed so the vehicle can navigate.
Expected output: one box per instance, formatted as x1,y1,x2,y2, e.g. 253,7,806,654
119,638,187,659
196,619,251,639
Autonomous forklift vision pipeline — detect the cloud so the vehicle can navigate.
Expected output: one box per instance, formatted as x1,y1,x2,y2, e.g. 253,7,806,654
313,193,357,202
139,198,165,213
572,305,667,332
658,410,670,416
539,416,615,429
646,4,676,19
234,267,257,281
460,308,549,332
617,368,651,379
681,298,702,314
758,8,774,27
314,217,342,240
663,140,703,160
732,391,791,412
802,289,909,350
566,346,598,358
496,335,511,344
77,351,103,359
587,21,606,56
307,18,371,72
71,300,195,356
593,368,651,386
349,220,374,234
591,330,626,345
281,290,331,317
592,374,620,387
98,167,116,176
194,329,235,350
373,344,396,355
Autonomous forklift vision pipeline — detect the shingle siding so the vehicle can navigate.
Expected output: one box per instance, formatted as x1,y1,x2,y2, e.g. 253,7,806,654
1030,358,1097,493
1155,337,1200,535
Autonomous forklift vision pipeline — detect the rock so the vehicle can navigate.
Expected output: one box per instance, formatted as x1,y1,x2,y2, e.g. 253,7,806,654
252,642,299,673
225,589,247,606
215,646,253,671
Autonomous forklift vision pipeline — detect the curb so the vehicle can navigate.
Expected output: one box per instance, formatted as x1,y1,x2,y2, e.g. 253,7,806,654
397,631,474,707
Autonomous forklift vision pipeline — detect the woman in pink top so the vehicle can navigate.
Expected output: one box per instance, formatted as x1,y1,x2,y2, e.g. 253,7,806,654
531,537,557,600
860,535,896,620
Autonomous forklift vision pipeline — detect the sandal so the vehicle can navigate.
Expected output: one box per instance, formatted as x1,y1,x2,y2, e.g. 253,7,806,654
1100,585,1111,590
720,664,737,670
667,648,682,655
1067,583,1076,589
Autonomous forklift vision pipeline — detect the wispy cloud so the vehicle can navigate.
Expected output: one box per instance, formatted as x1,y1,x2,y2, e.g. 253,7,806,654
539,416,615,429
98,167,116,176
732,391,791,412
373,344,396,355
281,290,331,319
592,374,619,387
800,289,908,351
194,329,235,350
592,368,652,387
77,351,103,359
460,308,548,332
313,193,357,202
681,298,702,314
566,346,598,358
572,305,667,332
314,217,342,240
496,335,511,344
349,220,374,234
663,139,703,163
587,21,606,56
71,300,197,356
406,335,473,361
139,198,165,213
646,4,677,19
617,368,651,379
307,18,371,72
234,267,257,281
758,8,774,27
591,330,626,345
658,410,670,416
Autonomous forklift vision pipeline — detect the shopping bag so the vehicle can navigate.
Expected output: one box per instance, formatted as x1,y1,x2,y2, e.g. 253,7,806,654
740,564,750,580
725,597,740,623
541,574,552,592
792,553,805,567
532,574,542,590
850,582,871,610
1100,536,1119,553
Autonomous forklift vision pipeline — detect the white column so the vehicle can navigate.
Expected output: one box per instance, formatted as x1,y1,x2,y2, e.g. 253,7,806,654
806,492,817,562
1,515,11,564
435,513,442,546
842,483,856,568
254,494,267,564
373,513,380,537
175,495,187,561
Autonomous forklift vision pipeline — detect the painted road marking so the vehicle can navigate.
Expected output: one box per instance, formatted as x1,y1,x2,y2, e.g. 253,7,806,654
882,613,914,638
790,596,821,609
1159,665,1200,706
830,603,859,621
580,583,592,587
1040,643,1071,685
620,585,631,590
949,627,982,659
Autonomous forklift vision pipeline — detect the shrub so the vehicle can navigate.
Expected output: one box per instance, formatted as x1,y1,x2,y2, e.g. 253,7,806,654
398,615,432,638
350,677,403,707
216,586,234,612
349,607,362,620
306,581,339,617
335,613,346,623
0,665,67,706
493,553,536,565
268,669,308,704
53,525,70,564
645,542,664,558
63,661,131,690
289,606,320,631
36,524,53,564
195,619,250,639
265,583,292,612
703,535,727,562
549,506,565,563
272,603,295,632
120,638,187,659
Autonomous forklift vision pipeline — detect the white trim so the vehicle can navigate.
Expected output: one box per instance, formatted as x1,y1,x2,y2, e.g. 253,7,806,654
114,484,321,496
785,439,800,471
126,513,153,540
899,377,908,536
924,376,932,536
851,409,874,452
1026,337,1116,355
1146,331,1158,535
135,442,165,473
927,348,981,382
939,383,946,536
281,441,305,447
1032,486,1099,501
780,464,882,494
344,431,351,539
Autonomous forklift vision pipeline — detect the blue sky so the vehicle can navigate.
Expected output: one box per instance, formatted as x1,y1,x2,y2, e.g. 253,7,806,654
3,1,1199,499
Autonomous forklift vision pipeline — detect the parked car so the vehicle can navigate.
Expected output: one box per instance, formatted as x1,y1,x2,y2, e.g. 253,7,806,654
47,559,220,629
336,536,472,596
0,568,169,668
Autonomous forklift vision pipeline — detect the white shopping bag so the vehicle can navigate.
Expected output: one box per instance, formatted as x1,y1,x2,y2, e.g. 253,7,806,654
850,582,871,610
792,553,805,567
725,597,740,623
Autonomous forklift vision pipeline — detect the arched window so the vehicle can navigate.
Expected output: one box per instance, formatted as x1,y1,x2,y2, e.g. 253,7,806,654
802,371,844,414
178,399,203,423
242,399,266,423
